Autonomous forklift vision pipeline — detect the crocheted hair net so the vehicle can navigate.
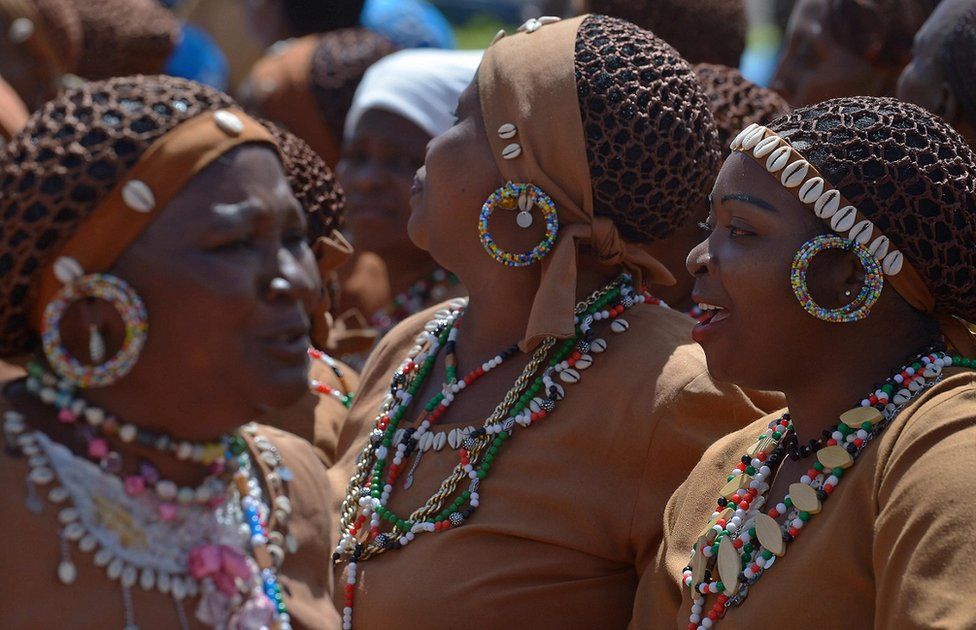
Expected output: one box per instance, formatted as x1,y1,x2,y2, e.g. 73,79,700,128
940,3,976,130
309,27,398,144
768,96,976,321
585,0,746,67
694,63,792,159
260,119,345,240
0,75,258,356
574,14,721,243
73,0,180,79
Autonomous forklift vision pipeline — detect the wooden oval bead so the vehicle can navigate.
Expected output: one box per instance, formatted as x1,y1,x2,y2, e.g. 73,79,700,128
817,444,854,469
717,536,741,592
839,406,882,426
789,482,821,514
755,513,785,556
691,536,709,586
719,474,753,499
699,507,734,540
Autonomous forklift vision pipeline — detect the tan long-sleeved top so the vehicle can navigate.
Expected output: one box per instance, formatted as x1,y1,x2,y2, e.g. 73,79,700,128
646,370,976,629
327,300,783,629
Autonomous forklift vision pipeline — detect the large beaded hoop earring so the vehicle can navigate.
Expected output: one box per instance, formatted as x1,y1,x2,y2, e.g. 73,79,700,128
790,234,884,323
41,274,149,388
478,182,559,267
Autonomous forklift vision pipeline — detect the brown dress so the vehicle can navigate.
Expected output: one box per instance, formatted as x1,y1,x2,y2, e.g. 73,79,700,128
1,381,341,629
646,370,976,629
327,300,783,629
264,354,360,468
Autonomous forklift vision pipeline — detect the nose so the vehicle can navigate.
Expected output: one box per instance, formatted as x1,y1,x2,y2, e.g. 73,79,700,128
265,245,321,312
686,237,712,278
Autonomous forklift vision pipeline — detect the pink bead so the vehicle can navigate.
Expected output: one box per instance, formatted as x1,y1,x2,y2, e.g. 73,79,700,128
157,502,178,521
124,475,146,496
87,438,109,459
58,409,77,424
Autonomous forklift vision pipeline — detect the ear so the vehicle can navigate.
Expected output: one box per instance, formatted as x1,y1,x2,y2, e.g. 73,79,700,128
838,248,870,305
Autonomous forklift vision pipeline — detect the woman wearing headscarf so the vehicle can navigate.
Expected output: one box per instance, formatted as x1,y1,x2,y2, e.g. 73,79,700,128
0,75,342,629
649,98,976,628
897,0,976,149
0,0,81,110
651,63,791,317
241,28,398,169
327,16,780,629
261,120,361,467
771,0,939,106
333,49,481,366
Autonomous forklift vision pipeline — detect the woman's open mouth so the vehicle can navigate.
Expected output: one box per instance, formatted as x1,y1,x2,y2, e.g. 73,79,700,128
691,301,731,343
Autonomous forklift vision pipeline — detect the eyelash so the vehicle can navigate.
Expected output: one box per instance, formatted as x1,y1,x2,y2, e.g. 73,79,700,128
697,220,752,238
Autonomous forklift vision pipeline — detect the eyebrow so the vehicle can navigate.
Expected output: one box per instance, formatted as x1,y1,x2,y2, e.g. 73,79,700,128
721,193,778,213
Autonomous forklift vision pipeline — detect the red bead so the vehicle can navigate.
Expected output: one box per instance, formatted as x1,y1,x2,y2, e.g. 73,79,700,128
823,484,835,494
707,611,719,620
854,438,864,447
788,527,799,537
768,508,779,517
733,539,743,549
827,438,837,446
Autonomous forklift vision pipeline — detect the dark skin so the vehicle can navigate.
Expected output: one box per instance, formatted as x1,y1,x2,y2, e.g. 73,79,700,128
687,152,937,497
7,145,321,487
646,215,706,312
771,0,898,106
405,80,621,431
897,0,976,147
336,108,442,302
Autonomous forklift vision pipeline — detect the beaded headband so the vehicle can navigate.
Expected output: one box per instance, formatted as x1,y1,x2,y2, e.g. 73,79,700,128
729,123,936,314
29,109,277,329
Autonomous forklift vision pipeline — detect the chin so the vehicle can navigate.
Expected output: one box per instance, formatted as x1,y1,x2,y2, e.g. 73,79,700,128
406,214,429,252
250,373,310,412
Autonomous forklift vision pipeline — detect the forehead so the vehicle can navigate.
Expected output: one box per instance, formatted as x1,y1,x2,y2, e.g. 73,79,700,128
714,152,815,221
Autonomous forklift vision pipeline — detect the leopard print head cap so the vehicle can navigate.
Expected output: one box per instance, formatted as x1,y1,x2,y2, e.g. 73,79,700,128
768,96,976,322
694,63,792,159
0,75,241,356
574,14,721,243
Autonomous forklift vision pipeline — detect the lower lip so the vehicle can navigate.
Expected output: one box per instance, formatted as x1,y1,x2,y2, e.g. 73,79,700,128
691,310,731,344
261,334,310,361
411,176,423,197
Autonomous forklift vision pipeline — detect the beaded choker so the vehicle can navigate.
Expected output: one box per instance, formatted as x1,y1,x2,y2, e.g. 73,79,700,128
308,347,355,408
682,347,973,629
334,275,663,629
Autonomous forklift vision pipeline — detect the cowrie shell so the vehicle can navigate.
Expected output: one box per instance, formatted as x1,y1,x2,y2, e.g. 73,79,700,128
730,123,759,151
491,29,506,45
814,189,841,218
848,219,874,244
882,250,904,275
610,318,630,333
868,235,890,260
447,429,462,449
780,160,809,188
830,205,857,232
798,177,825,204
501,143,522,159
419,432,434,452
752,135,779,158
559,368,581,384
589,338,607,353
434,431,447,451
765,145,792,172
497,123,517,139
214,109,244,136
517,191,532,212
575,354,593,370
53,256,84,284
122,179,155,213
741,126,766,150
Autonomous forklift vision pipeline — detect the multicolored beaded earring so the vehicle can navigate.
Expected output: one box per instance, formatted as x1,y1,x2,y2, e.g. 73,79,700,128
42,273,149,388
790,234,884,323
478,182,559,267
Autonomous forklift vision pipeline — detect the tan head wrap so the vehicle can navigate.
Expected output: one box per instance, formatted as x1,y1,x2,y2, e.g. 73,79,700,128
478,15,674,351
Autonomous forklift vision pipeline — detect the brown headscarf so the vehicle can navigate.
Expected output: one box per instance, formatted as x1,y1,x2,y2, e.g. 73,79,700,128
0,0,82,76
244,28,397,167
479,14,720,350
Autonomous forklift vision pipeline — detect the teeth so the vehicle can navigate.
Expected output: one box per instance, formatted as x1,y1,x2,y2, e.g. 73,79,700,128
697,303,725,311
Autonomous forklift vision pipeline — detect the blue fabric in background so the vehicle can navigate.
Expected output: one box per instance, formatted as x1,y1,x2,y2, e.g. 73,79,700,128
362,0,456,49
164,23,230,91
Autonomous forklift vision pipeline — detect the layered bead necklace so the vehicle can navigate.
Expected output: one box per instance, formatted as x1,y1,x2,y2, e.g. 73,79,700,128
334,275,662,629
4,370,297,630
682,346,972,629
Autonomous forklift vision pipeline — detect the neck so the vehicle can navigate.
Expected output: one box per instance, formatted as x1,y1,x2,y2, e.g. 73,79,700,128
385,249,443,299
782,323,936,441
455,258,618,368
